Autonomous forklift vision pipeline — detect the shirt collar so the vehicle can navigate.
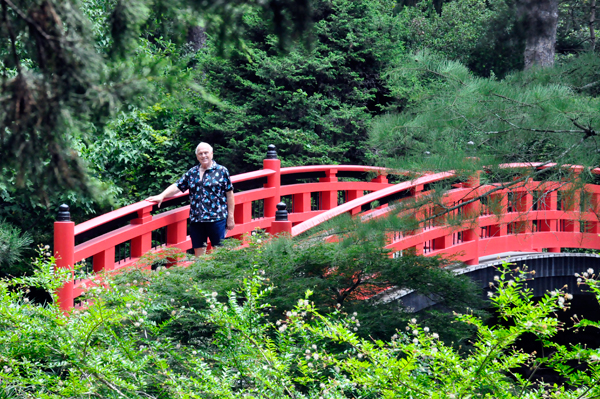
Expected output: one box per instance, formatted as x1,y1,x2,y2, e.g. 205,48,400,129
200,161,217,171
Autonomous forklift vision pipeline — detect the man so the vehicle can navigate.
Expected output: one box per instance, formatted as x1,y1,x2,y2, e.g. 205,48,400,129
146,143,235,256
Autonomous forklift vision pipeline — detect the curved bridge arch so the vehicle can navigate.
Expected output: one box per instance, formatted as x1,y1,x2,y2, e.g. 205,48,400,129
53,148,600,311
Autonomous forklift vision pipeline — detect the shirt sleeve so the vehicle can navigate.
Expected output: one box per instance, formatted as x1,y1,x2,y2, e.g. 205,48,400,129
223,167,233,192
176,170,190,192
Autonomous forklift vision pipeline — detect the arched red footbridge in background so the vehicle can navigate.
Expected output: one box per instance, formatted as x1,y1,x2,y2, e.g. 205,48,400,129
54,145,600,311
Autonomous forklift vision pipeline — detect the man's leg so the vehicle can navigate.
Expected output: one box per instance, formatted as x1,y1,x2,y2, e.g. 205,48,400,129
206,219,227,251
189,222,208,257
194,247,206,257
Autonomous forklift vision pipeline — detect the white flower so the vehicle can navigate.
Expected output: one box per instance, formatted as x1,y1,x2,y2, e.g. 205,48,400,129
353,312,358,317
211,292,218,297
45,252,51,257
210,304,215,309
305,349,311,354
171,310,177,316
133,280,138,284
257,239,262,244
431,348,438,353
566,294,573,300
550,290,557,296
320,383,326,389
313,354,319,360
583,272,589,278
508,280,515,286
590,354,599,362
432,333,439,339
286,311,292,317
524,322,533,329
279,324,287,332
305,355,311,360
412,330,419,336
357,353,363,359
410,318,417,324
413,338,419,344
487,291,493,298
558,297,565,303
165,272,170,276
308,362,313,368
575,273,580,277
44,245,50,250
392,334,398,340
353,327,358,331
170,298,175,303
334,366,340,373
134,322,141,327
423,327,429,332
23,298,29,303
588,268,594,275
493,276,499,281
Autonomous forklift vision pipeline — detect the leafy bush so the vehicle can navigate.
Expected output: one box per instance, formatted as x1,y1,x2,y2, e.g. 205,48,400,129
1,247,600,397
0,219,33,276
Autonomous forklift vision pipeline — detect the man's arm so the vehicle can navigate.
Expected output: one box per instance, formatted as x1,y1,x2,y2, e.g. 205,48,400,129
226,190,235,230
146,183,182,208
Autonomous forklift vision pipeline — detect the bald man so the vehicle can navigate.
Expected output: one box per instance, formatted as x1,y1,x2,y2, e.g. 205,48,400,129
146,142,235,256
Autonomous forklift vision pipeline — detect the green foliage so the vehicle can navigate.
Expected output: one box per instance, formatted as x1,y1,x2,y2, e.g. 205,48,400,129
395,0,525,77
1,249,600,397
118,232,484,345
371,51,600,174
0,220,32,276
181,0,404,173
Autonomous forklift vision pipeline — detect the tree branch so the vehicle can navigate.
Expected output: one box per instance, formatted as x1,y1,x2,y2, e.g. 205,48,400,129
0,0,58,41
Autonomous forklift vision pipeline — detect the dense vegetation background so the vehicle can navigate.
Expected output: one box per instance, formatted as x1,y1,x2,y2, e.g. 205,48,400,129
1,0,599,275
1,0,600,396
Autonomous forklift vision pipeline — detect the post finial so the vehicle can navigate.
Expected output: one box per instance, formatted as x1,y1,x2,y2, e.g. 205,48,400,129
275,202,288,221
57,204,71,222
266,144,278,160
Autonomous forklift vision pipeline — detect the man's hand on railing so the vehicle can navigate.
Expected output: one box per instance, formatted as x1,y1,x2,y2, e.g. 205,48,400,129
145,194,166,208
146,183,182,208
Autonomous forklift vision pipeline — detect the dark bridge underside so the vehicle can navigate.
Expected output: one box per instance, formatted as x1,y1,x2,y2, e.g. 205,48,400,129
381,253,600,313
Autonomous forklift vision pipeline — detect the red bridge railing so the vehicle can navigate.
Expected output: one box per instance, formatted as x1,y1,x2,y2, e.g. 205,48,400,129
53,146,600,311
53,145,391,311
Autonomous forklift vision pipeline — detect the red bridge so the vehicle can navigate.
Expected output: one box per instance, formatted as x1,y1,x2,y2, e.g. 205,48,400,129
54,146,600,311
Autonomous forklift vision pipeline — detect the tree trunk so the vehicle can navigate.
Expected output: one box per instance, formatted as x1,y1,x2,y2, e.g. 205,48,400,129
590,0,596,51
520,0,559,69
187,26,206,51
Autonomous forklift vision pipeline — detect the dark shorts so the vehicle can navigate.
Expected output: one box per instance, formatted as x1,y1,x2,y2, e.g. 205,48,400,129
189,219,227,249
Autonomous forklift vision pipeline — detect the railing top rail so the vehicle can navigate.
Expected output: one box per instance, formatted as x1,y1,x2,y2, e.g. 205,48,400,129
231,169,276,183
280,165,390,175
291,171,456,236
496,162,600,174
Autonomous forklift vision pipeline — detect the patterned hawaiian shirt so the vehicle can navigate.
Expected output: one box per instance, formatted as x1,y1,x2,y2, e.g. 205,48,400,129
176,161,233,222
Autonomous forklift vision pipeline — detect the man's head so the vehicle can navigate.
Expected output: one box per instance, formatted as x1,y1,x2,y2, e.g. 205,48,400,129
196,142,214,169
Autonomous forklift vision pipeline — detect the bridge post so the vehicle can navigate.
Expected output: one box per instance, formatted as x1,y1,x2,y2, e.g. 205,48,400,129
462,172,480,265
130,205,153,261
320,168,339,210
270,202,292,236
54,204,75,312
263,145,281,224
538,187,560,252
